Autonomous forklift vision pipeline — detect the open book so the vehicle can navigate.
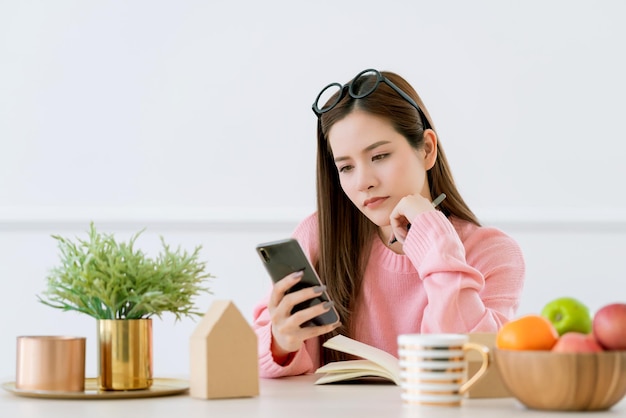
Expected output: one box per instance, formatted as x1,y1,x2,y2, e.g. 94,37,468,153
314,335,400,385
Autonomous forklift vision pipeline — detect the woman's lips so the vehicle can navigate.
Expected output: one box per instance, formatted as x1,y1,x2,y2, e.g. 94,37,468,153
363,197,388,208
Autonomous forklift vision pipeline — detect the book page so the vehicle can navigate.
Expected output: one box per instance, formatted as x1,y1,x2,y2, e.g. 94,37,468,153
321,335,400,381
316,359,398,384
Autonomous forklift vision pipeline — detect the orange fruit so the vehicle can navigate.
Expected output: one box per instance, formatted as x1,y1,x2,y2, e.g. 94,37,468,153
496,314,559,350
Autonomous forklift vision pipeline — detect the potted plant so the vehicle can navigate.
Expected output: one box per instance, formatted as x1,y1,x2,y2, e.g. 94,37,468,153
38,222,214,391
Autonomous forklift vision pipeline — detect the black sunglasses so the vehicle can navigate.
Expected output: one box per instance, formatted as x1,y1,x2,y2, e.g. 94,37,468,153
311,68,431,130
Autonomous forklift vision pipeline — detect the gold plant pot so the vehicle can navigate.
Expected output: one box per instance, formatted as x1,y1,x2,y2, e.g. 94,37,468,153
97,319,153,391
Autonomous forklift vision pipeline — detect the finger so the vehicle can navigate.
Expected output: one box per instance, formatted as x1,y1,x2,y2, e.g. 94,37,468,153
389,209,409,244
298,319,343,341
288,298,336,328
281,283,327,309
268,271,303,310
270,282,327,327
270,300,334,349
272,303,341,353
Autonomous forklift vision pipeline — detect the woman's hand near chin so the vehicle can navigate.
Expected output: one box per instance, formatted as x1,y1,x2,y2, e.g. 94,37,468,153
388,194,434,244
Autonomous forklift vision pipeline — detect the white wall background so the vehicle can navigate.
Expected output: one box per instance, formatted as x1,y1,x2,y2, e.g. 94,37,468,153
1,0,625,381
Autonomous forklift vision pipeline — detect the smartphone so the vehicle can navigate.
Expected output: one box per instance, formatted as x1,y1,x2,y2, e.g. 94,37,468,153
256,238,340,327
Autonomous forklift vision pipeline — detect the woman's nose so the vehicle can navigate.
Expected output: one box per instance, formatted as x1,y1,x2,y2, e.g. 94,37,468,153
356,167,377,191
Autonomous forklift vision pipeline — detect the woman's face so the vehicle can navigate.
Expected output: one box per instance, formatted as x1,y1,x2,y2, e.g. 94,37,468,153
327,110,432,227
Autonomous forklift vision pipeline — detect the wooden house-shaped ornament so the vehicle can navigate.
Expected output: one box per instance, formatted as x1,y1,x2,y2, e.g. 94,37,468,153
189,300,259,399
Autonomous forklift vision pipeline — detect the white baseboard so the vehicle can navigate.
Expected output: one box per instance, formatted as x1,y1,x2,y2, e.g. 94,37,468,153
0,206,625,232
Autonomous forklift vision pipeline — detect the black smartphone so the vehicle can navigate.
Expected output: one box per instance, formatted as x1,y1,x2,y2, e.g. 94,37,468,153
256,238,340,327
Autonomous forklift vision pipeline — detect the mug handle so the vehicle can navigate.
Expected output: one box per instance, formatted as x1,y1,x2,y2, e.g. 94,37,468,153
459,342,490,394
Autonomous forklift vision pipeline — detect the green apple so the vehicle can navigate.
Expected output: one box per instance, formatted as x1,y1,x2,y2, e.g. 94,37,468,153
540,297,592,336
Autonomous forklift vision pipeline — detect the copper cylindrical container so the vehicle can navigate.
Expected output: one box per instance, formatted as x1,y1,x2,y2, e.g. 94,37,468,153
97,319,153,391
16,336,86,392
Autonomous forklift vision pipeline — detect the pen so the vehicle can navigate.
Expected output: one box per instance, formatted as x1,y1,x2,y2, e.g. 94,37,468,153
388,193,447,245
431,193,447,208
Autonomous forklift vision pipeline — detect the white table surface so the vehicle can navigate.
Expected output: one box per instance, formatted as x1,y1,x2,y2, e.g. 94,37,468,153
1,374,625,417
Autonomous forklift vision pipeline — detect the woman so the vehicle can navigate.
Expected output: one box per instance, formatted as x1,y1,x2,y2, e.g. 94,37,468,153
252,69,525,378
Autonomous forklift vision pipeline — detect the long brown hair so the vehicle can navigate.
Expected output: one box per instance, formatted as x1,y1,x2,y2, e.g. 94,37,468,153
314,70,480,363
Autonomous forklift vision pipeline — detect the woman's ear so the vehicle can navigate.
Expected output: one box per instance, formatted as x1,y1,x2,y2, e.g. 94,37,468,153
422,129,438,170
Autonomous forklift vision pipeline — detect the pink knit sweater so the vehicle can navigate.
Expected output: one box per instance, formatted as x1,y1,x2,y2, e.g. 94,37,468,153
252,210,525,378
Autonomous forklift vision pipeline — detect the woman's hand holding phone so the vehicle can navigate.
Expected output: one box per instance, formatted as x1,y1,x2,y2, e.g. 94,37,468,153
268,271,341,360
256,238,342,361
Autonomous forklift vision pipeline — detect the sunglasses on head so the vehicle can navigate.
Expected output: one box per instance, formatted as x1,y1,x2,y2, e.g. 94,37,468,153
312,68,431,130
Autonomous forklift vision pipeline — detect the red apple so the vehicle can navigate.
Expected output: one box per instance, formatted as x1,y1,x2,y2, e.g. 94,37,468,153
593,303,626,350
552,332,603,353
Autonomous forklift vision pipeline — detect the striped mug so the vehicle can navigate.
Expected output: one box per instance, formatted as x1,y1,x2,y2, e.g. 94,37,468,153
397,333,490,406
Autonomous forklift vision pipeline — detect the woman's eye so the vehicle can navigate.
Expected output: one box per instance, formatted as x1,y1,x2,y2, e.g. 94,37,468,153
338,165,353,173
372,153,389,162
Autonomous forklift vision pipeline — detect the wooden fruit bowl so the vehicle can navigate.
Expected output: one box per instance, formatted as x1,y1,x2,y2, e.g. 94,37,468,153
494,349,626,411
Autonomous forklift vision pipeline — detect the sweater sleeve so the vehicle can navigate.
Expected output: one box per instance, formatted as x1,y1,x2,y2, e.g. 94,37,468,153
403,211,525,333
251,213,322,378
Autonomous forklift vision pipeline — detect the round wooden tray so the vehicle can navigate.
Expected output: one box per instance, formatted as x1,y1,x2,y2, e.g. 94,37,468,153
1,377,189,400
